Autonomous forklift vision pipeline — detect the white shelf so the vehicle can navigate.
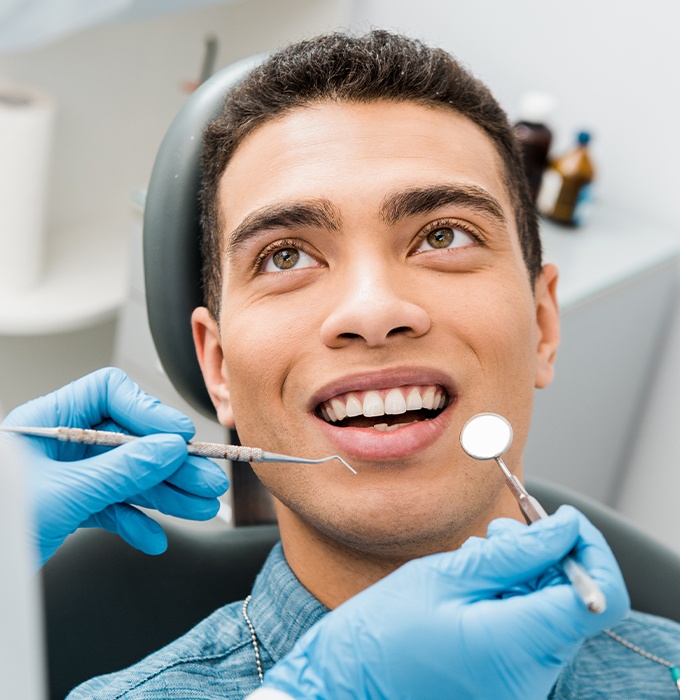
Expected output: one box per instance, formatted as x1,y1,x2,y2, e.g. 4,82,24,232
0,219,129,336
541,204,680,312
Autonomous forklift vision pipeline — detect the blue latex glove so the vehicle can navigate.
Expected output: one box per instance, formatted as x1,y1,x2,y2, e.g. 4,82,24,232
0,367,229,566
260,506,629,700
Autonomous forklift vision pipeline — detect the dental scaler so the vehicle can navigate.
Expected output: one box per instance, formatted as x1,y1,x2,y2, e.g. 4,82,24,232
0,425,357,474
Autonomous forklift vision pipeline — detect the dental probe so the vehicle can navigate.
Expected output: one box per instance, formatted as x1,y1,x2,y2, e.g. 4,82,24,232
460,413,606,615
0,426,357,474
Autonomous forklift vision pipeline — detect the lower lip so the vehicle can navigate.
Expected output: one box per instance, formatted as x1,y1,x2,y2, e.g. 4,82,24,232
315,403,454,461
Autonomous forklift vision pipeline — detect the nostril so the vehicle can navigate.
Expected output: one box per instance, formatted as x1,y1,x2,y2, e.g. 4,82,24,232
320,297,431,348
334,326,418,343
339,327,411,340
387,326,412,337
338,332,362,340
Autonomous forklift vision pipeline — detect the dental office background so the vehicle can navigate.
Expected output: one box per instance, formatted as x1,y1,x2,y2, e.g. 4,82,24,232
1,0,679,551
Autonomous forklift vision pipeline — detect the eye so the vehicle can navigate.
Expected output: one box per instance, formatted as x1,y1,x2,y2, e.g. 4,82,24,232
262,246,319,273
415,225,476,254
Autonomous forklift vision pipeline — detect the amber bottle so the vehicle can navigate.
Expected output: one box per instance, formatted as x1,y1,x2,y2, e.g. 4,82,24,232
538,131,595,226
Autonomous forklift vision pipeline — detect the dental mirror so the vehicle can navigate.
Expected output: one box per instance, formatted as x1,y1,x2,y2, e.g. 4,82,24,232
460,412,513,460
459,411,607,614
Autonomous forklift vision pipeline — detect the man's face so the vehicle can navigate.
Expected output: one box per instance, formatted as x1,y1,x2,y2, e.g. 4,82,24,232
194,100,559,557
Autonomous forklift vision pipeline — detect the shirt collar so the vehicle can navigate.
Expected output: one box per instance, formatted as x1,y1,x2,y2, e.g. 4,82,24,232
246,541,329,664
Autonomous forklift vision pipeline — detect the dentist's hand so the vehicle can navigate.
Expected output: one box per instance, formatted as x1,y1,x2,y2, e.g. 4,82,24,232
1,367,229,566
256,506,629,700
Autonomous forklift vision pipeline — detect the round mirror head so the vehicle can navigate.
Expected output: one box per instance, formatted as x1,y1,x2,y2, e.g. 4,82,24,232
460,412,513,460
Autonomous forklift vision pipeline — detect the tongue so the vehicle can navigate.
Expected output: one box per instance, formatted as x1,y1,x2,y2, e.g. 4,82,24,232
342,416,397,429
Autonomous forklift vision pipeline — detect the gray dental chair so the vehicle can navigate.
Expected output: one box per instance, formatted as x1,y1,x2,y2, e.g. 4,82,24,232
42,57,680,699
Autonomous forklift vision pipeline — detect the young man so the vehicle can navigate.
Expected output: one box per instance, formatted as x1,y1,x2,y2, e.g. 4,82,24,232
70,31,680,698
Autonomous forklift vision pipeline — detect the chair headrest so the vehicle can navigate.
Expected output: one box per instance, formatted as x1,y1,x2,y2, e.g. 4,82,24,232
143,55,264,418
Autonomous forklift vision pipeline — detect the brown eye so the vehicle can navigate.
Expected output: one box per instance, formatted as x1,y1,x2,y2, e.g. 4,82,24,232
262,244,320,274
415,225,475,255
272,248,300,269
427,228,455,248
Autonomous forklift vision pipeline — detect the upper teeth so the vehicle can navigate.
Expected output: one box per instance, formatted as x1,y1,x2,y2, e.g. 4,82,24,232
319,385,447,423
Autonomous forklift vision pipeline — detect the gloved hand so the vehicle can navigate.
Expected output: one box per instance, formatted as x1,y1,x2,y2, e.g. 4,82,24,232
0,367,229,566
258,506,630,700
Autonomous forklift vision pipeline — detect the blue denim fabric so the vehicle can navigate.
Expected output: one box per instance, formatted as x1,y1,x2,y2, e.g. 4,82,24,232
69,542,680,699
550,613,680,699
67,543,328,700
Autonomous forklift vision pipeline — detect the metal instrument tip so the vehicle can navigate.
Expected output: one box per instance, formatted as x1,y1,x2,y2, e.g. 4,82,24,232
333,456,357,475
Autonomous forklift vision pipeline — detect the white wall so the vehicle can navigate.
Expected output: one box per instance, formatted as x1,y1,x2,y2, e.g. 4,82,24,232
0,0,351,236
349,0,680,227
350,0,680,548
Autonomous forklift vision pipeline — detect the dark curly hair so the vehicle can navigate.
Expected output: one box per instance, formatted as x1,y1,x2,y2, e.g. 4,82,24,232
200,30,540,318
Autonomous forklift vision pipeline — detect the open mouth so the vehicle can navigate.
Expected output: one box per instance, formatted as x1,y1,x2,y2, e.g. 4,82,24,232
316,384,451,432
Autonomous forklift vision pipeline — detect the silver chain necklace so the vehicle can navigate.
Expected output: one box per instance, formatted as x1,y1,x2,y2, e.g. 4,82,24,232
604,628,680,691
243,595,264,684
242,595,680,692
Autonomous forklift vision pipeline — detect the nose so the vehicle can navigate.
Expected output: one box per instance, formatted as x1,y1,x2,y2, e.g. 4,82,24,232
320,263,431,348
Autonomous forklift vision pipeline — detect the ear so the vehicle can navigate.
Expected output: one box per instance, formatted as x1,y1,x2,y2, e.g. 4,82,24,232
534,263,560,389
191,307,235,427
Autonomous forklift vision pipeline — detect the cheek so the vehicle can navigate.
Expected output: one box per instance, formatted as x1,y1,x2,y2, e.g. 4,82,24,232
456,278,536,351
219,296,316,429
463,280,538,452
445,276,538,395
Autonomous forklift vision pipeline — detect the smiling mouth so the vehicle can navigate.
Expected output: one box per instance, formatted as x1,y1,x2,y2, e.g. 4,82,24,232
316,385,451,432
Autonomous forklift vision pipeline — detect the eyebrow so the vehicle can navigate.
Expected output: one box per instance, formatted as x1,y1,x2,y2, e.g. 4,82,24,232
225,200,341,259
380,184,508,228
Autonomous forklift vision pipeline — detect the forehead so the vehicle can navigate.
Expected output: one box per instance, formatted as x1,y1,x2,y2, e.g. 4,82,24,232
218,100,515,234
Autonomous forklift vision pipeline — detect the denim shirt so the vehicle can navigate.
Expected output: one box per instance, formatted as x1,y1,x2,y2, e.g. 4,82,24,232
69,542,680,699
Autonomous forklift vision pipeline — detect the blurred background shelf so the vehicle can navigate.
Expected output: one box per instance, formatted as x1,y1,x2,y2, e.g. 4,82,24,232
526,204,680,507
541,204,680,313
0,219,128,336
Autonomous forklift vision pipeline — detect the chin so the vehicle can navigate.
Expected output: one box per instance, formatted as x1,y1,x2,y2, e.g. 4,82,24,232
281,490,485,559
326,518,469,560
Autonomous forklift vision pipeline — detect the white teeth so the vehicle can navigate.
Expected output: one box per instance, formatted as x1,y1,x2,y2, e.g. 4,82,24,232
385,388,407,415
422,387,435,410
363,391,385,417
321,385,448,423
372,420,417,432
330,398,347,421
406,387,423,411
345,394,363,417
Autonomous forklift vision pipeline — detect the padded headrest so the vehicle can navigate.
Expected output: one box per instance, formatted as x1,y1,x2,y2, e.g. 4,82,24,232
143,55,264,418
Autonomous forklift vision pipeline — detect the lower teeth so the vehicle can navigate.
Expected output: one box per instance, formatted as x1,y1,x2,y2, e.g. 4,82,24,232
372,421,417,432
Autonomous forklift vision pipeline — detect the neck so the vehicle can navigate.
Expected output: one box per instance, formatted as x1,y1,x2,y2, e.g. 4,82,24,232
275,481,524,610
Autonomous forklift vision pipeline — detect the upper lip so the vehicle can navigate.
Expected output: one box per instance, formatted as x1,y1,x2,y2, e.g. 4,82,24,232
308,366,458,412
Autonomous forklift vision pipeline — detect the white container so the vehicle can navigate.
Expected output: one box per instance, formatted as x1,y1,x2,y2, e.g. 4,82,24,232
0,79,55,292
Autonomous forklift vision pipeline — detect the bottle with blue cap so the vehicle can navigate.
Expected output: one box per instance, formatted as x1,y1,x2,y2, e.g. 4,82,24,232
538,130,595,226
